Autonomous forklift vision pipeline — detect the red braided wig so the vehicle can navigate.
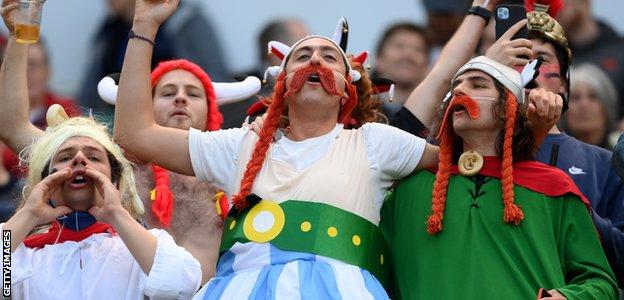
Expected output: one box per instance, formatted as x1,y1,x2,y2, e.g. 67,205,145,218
150,60,225,226
231,72,288,210
151,59,223,131
231,63,358,211
501,90,524,224
427,93,524,234
150,165,174,227
428,95,480,234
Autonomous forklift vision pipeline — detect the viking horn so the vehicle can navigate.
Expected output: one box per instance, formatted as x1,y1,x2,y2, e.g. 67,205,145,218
214,76,262,105
46,104,70,127
332,17,349,52
97,73,120,105
268,41,291,61
352,51,369,65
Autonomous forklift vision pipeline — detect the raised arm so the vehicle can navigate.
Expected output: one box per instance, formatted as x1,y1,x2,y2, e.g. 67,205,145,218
0,2,43,152
114,0,194,176
402,0,501,126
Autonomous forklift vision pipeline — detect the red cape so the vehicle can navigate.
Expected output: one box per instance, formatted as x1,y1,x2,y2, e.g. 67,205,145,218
428,156,591,209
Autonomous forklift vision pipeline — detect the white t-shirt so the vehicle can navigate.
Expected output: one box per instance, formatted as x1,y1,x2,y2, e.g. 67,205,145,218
188,123,426,211
8,225,201,299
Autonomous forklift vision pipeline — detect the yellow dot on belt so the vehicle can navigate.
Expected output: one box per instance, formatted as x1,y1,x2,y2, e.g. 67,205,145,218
380,254,384,265
300,221,312,232
352,235,361,246
327,226,338,237
229,220,236,230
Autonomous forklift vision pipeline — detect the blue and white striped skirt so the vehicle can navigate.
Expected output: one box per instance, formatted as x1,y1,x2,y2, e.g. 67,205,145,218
194,242,389,299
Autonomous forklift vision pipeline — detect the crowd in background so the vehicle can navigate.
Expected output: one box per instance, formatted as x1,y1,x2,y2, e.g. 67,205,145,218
0,0,623,298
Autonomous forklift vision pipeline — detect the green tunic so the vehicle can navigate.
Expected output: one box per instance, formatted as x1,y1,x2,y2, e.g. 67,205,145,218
380,170,618,300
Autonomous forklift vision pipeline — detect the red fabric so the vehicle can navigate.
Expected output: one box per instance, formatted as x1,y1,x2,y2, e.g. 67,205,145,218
151,59,223,131
525,0,564,18
352,51,368,65
428,156,590,208
246,99,270,117
150,165,174,227
23,221,114,248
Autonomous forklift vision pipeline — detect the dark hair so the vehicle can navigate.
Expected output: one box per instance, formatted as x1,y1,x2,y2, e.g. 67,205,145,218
375,22,430,57
258,19,303,62
429,78,536,162
528,34,571,108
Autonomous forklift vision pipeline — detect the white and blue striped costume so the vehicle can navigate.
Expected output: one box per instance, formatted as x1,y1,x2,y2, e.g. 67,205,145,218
194,242,388,299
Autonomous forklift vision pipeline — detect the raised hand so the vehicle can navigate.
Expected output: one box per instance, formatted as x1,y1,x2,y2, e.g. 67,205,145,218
85,165,126,225
21,167,73,226
1,0,19,34
472,0,504,12
527,88,563,144
133,0,180,28
485,20,532,68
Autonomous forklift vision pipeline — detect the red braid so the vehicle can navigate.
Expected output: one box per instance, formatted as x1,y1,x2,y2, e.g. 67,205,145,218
150,165,175,227
427,121,454,234
231,73,288,210
501,91,524,224
339,76,359,124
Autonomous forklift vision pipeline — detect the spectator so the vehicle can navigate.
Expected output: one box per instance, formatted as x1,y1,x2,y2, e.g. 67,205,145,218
422,0,472,64
222,19,309,128
374,22,430,116
78,0,229,123
557,0,624,120
564,63,619,149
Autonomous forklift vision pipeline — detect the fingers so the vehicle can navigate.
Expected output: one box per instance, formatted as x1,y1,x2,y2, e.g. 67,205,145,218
51,206,73,219
529,89,547,118
32,168,71,199
499,19,528,41
88,206,103,220
509,46,533,59
84,166,116,198
528,89,563,127
507,38,533,49
1,1,18,13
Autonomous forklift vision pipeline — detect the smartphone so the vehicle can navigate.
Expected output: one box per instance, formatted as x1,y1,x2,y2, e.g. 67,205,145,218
495,5,528,41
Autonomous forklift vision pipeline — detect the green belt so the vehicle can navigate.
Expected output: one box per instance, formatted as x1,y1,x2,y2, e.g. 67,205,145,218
220,199,390,288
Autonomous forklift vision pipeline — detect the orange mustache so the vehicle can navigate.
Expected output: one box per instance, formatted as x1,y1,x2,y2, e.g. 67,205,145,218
283,64,343,99
437,95,481,139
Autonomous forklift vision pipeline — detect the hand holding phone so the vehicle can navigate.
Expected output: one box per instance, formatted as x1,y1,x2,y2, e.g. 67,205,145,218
485,19,532,68
495,5,528,41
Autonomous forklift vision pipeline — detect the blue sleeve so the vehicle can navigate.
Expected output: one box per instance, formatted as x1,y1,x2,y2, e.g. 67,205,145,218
593,165,624,288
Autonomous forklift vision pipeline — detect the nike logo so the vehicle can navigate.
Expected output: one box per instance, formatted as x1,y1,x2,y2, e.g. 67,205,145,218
568,166,586,175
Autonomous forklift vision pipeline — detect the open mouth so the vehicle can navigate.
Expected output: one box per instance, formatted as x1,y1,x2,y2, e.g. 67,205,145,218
67,172,91,189
308,74,321,83
453,105,467,113
72,175,87,184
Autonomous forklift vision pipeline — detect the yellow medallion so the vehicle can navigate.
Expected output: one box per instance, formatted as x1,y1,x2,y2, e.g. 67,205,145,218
243,200,285,243
458,150,483,176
